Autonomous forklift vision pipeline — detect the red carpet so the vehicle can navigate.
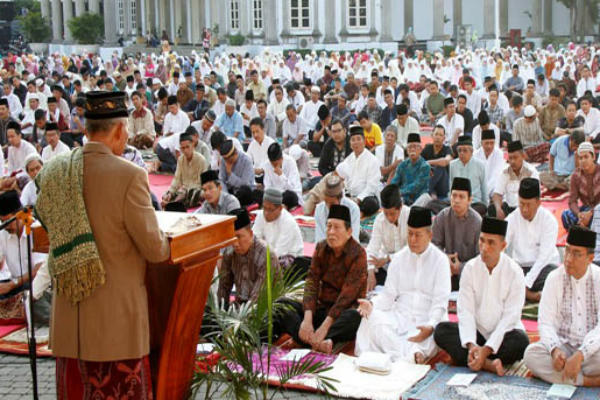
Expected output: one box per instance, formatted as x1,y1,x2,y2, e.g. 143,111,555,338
0,324,53,357
148,173,173,201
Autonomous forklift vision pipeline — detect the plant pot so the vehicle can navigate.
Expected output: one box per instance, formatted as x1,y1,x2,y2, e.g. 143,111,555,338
29,43,49,54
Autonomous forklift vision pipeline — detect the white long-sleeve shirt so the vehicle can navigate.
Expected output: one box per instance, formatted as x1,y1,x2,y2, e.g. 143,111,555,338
505,206,561,289
314,197,360,243
462,89,482,118
246,136,275,169
41,140,70,162
577,77,597,98
335,149,382,201
267,98,290,122
7,140,37,174
299,99,325,131
538,265,600,360
252,209,304,258
262,154,302,203
472,123,501,150
458,253,526,353
162,109,190,136
2,93,22,120
438,113,465,144
577,108,600,139
0,230,47,279
365,207,410,270
473,147,506,199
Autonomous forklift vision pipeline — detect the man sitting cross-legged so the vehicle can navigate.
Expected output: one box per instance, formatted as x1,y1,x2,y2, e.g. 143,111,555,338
434,217,529,376
355,206,451,364
524,226,600,387
274,205,367,354
195,170,240,215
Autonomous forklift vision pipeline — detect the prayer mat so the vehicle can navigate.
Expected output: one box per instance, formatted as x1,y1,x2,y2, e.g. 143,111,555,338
148,173,174,201
0,325,52,357
522,302,539,321
402,363,600,400
540,187,569,202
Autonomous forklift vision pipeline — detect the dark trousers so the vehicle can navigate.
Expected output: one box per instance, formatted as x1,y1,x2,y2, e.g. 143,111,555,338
500,131,512,148
522,264,558,293
429,167,449,199
487,202,516,218
434,322,529,366
155,144,177,173
375,268,387,286
273,300,361,346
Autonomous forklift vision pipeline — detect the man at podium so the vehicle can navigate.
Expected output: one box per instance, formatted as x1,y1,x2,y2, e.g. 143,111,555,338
35,91,170,399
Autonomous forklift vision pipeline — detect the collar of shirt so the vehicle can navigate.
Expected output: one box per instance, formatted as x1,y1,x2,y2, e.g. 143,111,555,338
132,107,147,119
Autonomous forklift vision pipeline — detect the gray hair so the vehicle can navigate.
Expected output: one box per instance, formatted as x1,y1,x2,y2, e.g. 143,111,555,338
85,117,128,136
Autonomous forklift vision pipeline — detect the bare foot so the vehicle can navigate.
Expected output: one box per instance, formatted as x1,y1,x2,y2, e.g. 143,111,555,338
414,352,426,364
317,339,333,354
483,358,505,376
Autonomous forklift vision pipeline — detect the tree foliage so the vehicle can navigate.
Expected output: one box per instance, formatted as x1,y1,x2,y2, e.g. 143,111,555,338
557,0,599,42
18,12,50,43
67,13,104,44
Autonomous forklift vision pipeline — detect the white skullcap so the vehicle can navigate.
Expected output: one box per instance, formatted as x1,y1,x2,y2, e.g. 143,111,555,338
35,78,44,86
225,98,236,107
578,142,595,156
25,153,43,169
288,144,304,161
523,105,536,117
28,93,39,101
310,86,320,93
152,78,162,85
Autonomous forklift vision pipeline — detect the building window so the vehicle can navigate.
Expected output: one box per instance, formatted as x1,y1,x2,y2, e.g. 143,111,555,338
230,0,240,31
253,0,263,30
130,0,137,33
117,0,125,34
348,0,367,28
290,0,311,29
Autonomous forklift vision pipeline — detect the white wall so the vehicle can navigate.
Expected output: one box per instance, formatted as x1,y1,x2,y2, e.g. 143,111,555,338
507,0,532,34
461,0,483,37
552,0,569,36
413,0,434,40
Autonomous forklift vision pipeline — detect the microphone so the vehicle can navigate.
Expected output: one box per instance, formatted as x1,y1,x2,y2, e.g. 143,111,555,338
0,206,33,232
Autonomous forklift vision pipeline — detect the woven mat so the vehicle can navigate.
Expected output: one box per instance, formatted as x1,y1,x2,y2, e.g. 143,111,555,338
0,325,53,357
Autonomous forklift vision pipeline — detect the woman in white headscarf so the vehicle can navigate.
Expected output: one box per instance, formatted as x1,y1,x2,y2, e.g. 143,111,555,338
404,60,420,83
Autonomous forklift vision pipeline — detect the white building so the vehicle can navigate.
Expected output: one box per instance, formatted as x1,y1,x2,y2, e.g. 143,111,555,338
40,0,591,47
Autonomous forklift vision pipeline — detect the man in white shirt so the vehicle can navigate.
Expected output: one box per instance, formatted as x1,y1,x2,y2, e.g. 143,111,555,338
19,94,41,136
335,125,382,202
299,86,325,132
282,105,307,148
252,188,304,268
2,83,22,121
246,117,275,176
41,122,70,162
314,175,360,243
474,130,506,200
267,86,290,124
6,121,36,175
263,142,302,205
462,77,482,118
155,96,191,172
576,66,597,98
434,217,529,376
355,206,451,363
162,95,191,137
375,126,404,183
576,96,600,140
505,178,560,302
524,226,600,386
472,111,501,150
286,84,305,113
391,104,420,149
365,184,410,291
438,97,464,145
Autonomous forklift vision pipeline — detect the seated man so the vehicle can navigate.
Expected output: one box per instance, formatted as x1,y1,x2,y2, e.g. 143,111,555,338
375,125,404,183
491,140,539,219
355,206,451,363
540,130,584,191
314,175,360,243
6,121,37,176
218,208,280,305
391,133,431,206
196,170,240,215
524,226,600,386
513,105,550,164
218,139,255,204
365,184,410,291
506,178,560,301
472,110,500,150
127,91,155,149
432,178,482,291
161,133,208,209
282,105,307,148
184,125,212,168
421,125,453,201
275,205,366,353
335,125,381,203
246,117,276,177
435,217,529,376
20,154,43,206
474,129,506,200
252,188,304,269
263,142,303,206
448,135,487,216
41,122,70,162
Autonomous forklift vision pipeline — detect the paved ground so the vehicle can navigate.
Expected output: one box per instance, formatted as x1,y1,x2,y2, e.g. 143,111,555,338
0,353,330,399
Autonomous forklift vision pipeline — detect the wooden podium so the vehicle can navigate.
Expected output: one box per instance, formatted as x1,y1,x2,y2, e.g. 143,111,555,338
34,211,236,400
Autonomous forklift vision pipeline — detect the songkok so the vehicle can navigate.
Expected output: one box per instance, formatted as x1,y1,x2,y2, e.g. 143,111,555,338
0,98,8,107
324,174,344,197
205,109,216,122
84,91,129,119
524,105,536,117
282,190,299,209
328,204,351,223
167,95,178,105
407,206,432,228
451,177,472,195
481,216,508,236
229,208,251,230
219,140,235,157
245,89,254,101
407,133,421,144
45,122,59,131
507,140,523,153
173,71,180,78
380,184,402,209
317,104,330,121
578,141,595,156
126,75,134,82
349,125,364,137
47,96,57,104
456,135,473,147
267,142,283,161
179,133,193,143
200,170,219,185
519,177,541,199
481,129,495,141
0,191,22,216
396,104,408,115
567,226,597,248
444,97,454,107
360,196,380,217
478,110,490,125
263,188,283,205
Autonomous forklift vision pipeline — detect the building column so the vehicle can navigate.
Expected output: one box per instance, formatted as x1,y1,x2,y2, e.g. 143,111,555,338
263,0,280,44
380,0,392,41
322,0,337,43
40,0,50,19
240,0,249,35
483,0,495,38
312,0,322,38
432,0,445,39
403,0,413,35
500,0,508,36
74,0,84,16
139,0,146,37
89,0,99,13
104,0,119,44
368,0,378,38
543,0,552,35
169,0,176,42
453,0,462,36
280,0,290,36
63,0,74,41
531,0,543,36
123,0,131,38
51,0,62,41
338,0,348,37
185,0,192,42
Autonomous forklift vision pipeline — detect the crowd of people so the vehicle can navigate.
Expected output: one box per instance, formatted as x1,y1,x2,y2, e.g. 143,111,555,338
1,42,600,395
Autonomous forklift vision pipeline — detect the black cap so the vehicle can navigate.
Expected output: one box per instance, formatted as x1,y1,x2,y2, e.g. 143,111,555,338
519,177,541,199
396,104,408,115
380,184,402,209
229,208,251,230
245,89,254,101
328,204,351,223
481,216,508,236
0,191,22,216
451,177,472,195
45,122,59,131
507,140,523,153
0,98,8,107
407,206,432,228
84,91,129,119
407,133,421,144
220,139,235,157
457,135,473,147
201,170,219,185
267,142,283,162
318,104,330,121
478,110,490,125
567,226,597,248
349,125,364,137
481,129,495,141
